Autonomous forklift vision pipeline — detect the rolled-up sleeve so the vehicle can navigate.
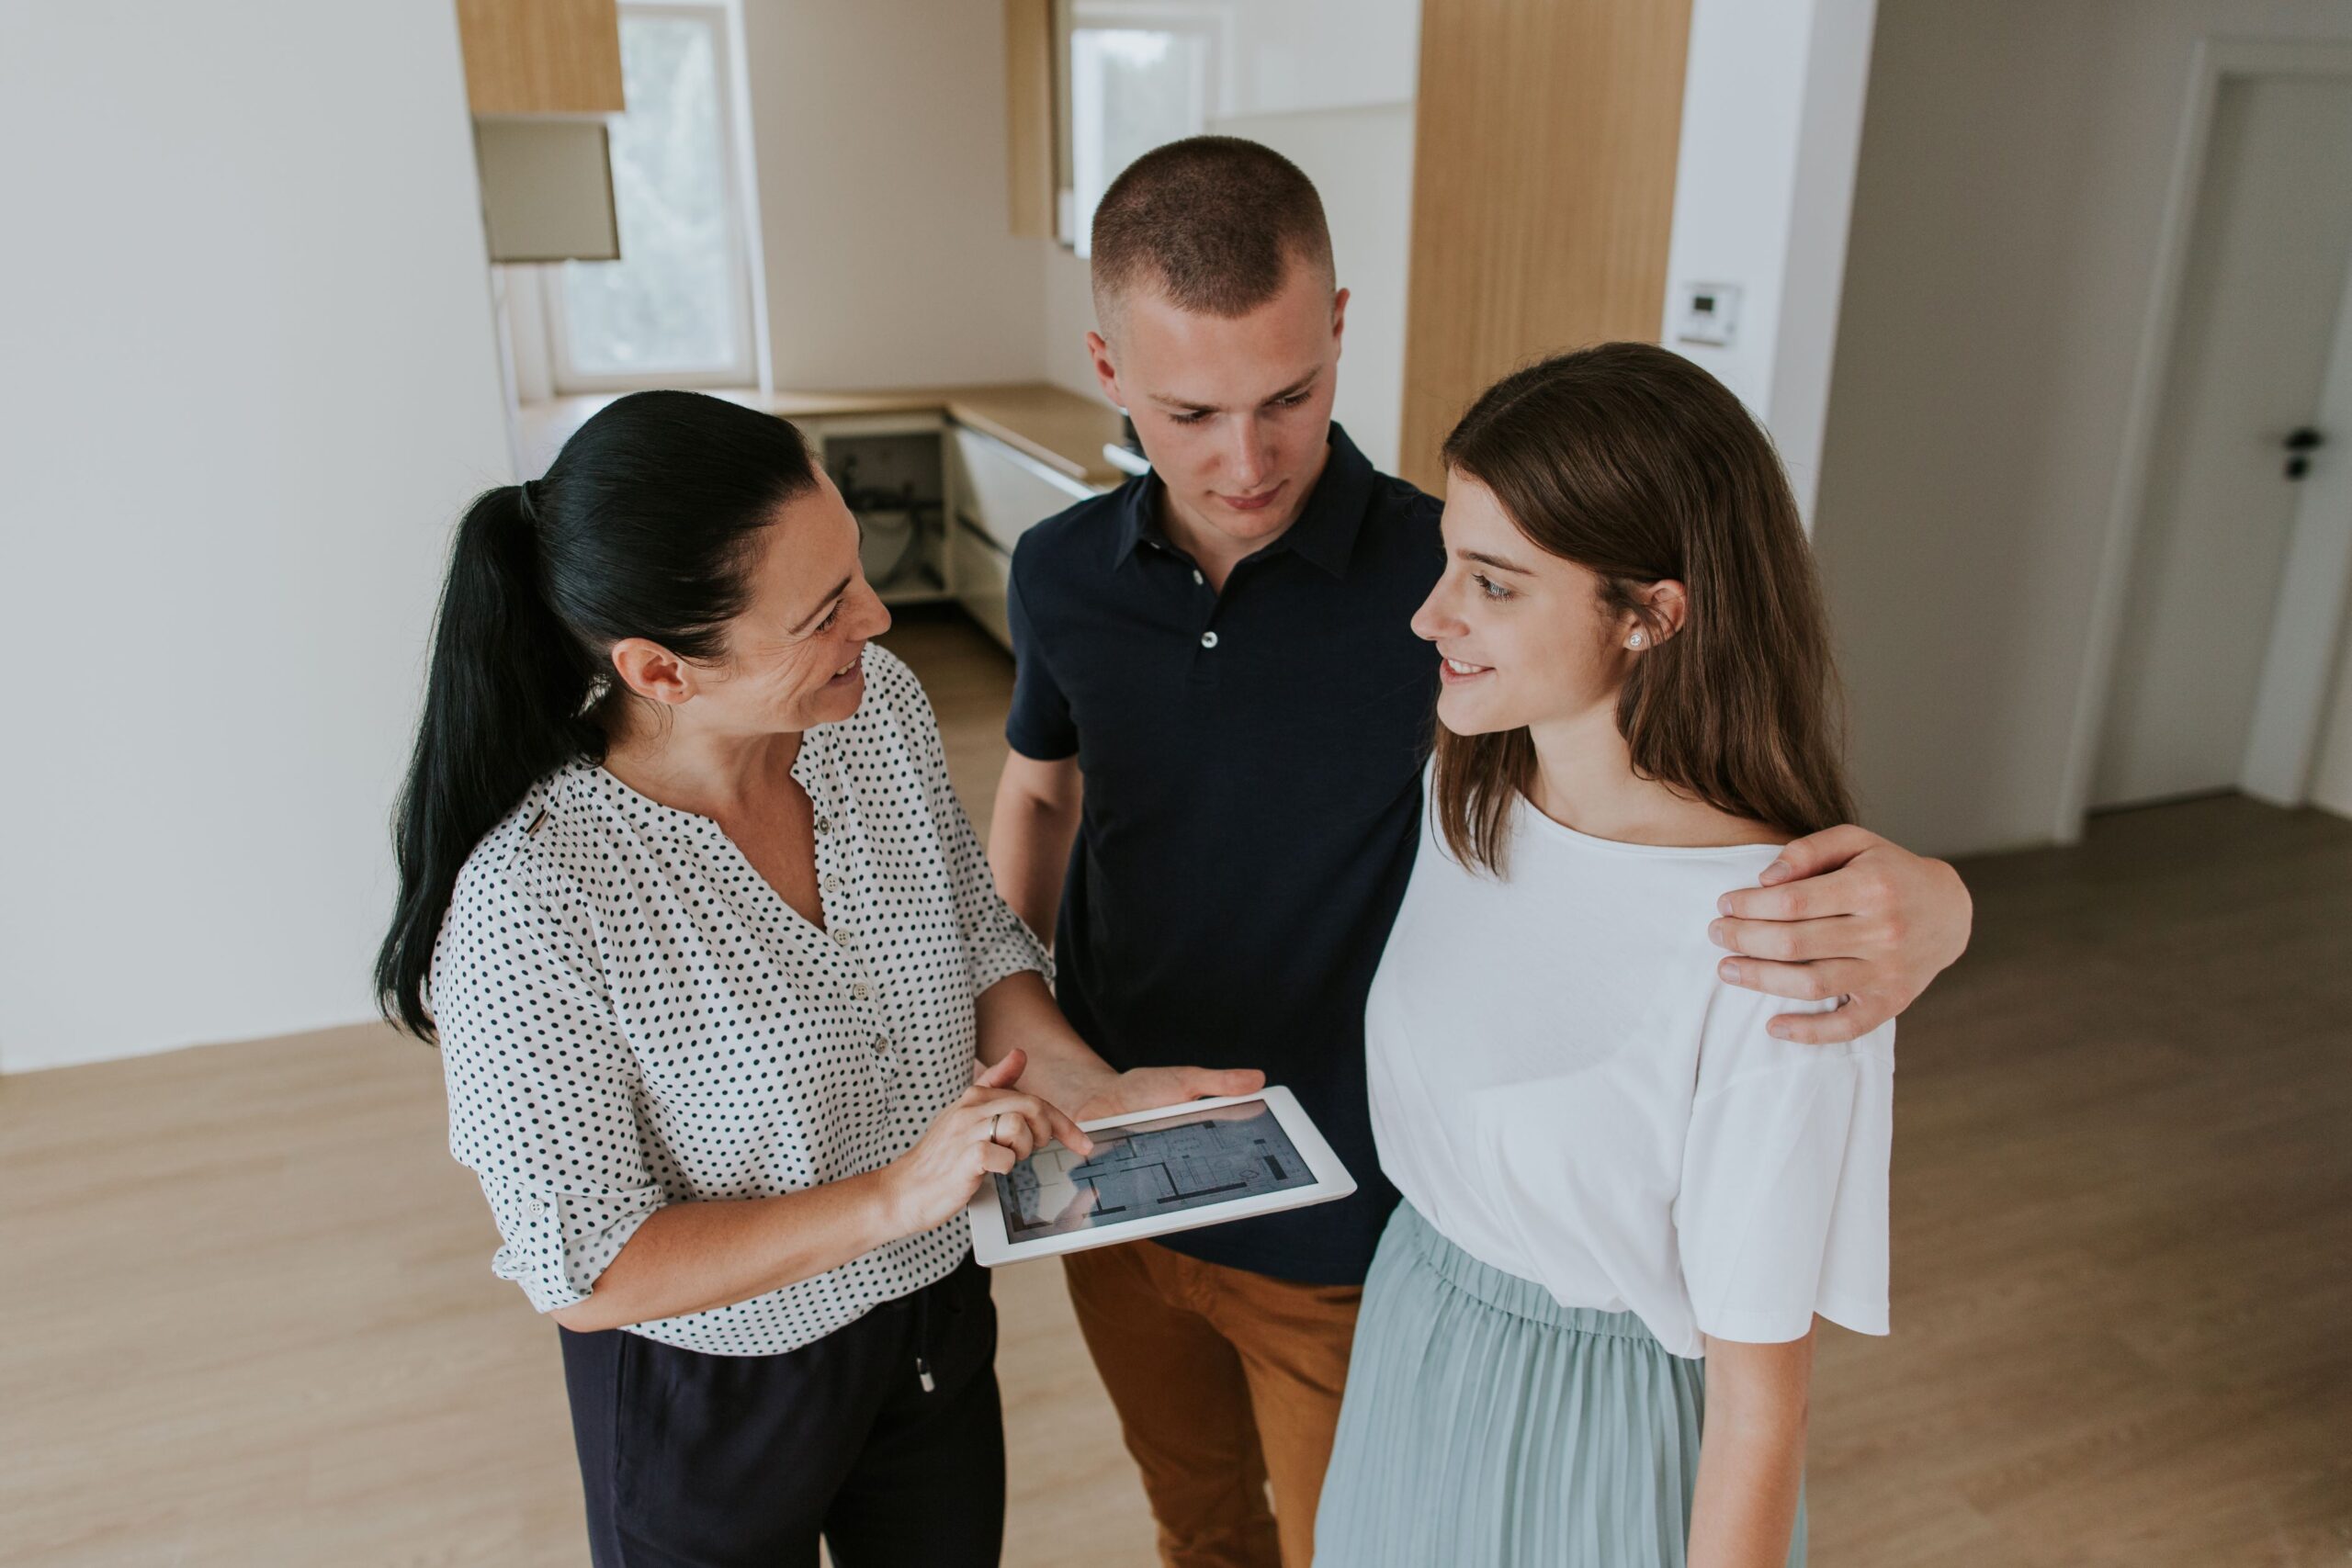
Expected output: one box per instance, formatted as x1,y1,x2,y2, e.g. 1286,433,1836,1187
430,857,664,1314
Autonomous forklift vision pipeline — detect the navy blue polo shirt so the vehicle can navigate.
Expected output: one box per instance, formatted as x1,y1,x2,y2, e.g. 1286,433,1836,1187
1004,423,1443,1285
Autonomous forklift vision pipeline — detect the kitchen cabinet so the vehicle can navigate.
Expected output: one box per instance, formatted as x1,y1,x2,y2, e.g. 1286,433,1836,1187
944,423,1096,650
798,411,957,610
785,387,1119,653
518,384,1119,653
795,404,1102,653
456,0,625,263
953,515,1015,649
456,0,626,117
947,426,1094,558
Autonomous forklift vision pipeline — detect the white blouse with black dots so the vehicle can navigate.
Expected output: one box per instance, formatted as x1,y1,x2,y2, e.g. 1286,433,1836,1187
429,645,1048,1356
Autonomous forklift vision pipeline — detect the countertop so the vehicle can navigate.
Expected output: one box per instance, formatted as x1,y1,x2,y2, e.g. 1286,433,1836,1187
515,382,1132,491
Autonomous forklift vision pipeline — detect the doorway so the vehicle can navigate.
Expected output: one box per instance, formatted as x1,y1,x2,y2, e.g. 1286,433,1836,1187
2077,44,2352,823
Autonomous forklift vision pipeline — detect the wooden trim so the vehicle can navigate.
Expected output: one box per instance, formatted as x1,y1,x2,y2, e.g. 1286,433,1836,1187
1005,0,1057,238
1398,0,1693,491
456,0,626,117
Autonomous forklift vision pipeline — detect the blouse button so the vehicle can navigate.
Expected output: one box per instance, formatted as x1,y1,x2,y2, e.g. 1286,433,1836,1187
815,817,832,835
831,928,851,946
1200,630,1220,649
822,874,843,894
852,982,874,1001
523,1198,548,1219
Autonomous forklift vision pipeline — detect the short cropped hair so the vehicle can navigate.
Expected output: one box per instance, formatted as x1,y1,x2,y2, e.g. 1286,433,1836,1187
1091,136,1335,326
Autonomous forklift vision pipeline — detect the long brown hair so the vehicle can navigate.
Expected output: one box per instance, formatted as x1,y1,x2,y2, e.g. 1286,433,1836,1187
1432,342,1853,873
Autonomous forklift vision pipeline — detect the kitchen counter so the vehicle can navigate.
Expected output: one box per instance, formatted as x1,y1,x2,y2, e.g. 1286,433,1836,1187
767,383,1132,491
515,382,1132,491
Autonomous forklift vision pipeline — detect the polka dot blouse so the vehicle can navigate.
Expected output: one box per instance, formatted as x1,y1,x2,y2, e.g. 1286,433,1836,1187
428,646,1048,1356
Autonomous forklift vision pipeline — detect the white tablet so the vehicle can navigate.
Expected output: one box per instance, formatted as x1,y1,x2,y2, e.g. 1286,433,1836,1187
966,1086,1356,1267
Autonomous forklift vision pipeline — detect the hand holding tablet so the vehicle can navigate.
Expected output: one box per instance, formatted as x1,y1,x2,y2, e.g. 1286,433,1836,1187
966,1087,1355,1266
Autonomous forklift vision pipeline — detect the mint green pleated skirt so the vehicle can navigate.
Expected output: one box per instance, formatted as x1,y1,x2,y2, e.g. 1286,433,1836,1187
1314,1203,1804,1568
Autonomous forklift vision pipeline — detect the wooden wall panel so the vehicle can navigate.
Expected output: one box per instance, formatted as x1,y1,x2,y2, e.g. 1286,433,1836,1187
456,0,626,117
1005,0,1057,238
1399,0,1693,491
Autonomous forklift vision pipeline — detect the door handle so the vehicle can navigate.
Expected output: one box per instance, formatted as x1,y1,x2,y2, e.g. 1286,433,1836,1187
2285,426,2323,480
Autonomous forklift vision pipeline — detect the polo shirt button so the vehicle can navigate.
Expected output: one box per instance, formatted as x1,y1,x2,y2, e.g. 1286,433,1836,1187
1192,569,1204,585
1200,630,1219,649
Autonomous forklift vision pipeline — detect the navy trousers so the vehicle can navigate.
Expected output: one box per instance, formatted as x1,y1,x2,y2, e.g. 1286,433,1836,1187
559,1256,1005,1568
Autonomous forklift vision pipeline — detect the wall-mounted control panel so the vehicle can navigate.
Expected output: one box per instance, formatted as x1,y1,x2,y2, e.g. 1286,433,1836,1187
1675,281,1742,347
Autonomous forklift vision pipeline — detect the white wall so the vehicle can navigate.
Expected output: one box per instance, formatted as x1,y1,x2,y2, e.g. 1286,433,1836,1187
1042,244,1102,403
1807,0,2352,857
0,4,514,1070
1038,0,1421,475
741,0,1046,389
2313,626,2352,816
2310,258,2352,819
1207,104,1417,475
1214,0,1419,116
1660,0,1878,523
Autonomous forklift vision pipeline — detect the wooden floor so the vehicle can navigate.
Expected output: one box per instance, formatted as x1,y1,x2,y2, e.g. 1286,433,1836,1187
3,610,2347,1566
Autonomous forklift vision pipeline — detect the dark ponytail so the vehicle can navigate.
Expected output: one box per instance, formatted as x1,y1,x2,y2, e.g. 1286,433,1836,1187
377,390,820,1038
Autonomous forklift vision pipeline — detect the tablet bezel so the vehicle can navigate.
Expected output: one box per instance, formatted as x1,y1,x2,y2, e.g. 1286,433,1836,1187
965,1085,1356,1267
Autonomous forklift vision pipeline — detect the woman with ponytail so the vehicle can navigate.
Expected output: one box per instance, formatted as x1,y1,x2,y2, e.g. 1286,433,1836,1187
380,390,1256,1567
1315,345,1895,1567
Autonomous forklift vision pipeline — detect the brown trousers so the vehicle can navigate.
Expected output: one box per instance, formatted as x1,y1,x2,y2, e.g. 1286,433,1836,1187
1063,1240,1363,1568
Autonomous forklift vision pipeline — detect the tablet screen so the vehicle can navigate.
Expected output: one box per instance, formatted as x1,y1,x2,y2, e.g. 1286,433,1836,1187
993,1097,1317,1244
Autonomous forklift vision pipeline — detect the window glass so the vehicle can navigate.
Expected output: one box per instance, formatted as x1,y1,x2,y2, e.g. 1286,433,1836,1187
1067,26,1212,257
559,10,744,378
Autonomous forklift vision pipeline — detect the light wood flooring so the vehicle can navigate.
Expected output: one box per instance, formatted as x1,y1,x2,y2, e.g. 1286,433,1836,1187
2,611,2346,1566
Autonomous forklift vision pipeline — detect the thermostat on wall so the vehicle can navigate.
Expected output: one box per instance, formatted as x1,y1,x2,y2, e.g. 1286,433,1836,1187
1675,281,1742,347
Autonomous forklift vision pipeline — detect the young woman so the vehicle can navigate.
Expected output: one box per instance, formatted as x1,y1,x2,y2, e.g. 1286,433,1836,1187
376,390,1254,1568
1315,344,1894,1567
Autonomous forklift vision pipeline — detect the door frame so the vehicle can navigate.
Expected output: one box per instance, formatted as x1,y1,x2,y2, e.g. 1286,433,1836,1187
2054,37,2352,840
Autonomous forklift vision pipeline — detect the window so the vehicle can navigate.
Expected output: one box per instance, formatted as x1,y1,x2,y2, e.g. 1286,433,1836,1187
1056,3,1224,256
547,3,756,389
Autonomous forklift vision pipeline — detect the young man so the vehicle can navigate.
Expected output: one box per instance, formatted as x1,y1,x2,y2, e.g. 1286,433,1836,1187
990,138,1972,1568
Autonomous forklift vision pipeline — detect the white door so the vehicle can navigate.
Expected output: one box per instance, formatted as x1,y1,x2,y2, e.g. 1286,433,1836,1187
2092,75,2352,811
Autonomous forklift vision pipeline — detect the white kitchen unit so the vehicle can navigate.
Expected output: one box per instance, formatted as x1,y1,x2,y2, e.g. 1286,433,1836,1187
795,411,956,606
770,382,1125,648
796,412,1104,649
943,423,1102,649
517,388,1123,626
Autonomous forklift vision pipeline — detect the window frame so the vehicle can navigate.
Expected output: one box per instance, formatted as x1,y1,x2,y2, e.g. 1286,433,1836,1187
1053,0,1233,254
542,0,760,393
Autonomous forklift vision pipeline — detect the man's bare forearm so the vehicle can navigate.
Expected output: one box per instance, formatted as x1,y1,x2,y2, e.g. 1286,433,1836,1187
988,757,1082,940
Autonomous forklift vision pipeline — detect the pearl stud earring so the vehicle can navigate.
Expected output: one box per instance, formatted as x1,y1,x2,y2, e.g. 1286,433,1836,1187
1627,631,1645,649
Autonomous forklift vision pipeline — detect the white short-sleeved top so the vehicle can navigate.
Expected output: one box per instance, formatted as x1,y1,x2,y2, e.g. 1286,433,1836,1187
427,645,1048,1356
1364,779,1894,1359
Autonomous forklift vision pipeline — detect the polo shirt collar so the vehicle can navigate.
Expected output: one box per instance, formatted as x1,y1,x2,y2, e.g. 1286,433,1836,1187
1113,423,1377,580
